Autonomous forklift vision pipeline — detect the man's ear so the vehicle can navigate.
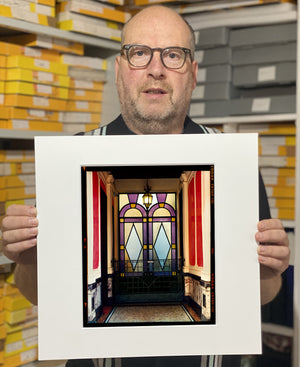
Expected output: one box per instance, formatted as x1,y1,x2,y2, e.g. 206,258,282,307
115,55,120,84
192,60,198,90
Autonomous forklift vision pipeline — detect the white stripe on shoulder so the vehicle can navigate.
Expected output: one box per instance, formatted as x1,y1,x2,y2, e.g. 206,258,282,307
204,126,222,134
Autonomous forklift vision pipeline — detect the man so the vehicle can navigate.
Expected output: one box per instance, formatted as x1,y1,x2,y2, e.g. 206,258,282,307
1,5,290,367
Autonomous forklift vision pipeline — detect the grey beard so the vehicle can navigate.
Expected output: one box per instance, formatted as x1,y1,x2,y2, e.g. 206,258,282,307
122,99,184,135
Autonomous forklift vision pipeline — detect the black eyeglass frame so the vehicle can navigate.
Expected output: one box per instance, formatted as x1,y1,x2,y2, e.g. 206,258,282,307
121,44,193,70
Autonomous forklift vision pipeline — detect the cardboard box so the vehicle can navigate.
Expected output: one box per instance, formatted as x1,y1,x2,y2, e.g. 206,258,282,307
232,42,296,65
57,12,121,41
0,162,35,176
0,106,61,122
197,64,231,83
233,62,296,87
192,82,239,100
5,174,35,188
2,120,63,132
68,89,103,101
4,295,32,312
3,95,67,111
189,100,230,117
0,41,60,62
270,207,294,220
3,34,84,55
58,111,100,123
56,0,131,23
0,150,34,163
229,22,296,47
230,95,296,115
6,55,68,75
194,27,229,49
5,81,69,99
66,100,102,113
195,46,231,66
63,123,99,133
69,79,104,90
61,54,107,70
6,68,70,88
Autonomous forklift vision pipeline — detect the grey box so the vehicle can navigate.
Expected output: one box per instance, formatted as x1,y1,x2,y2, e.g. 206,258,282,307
233,62,296,87
232,42,296,66
197,64,231,83
238,85,296,98
189,100,230,117
192,82,239,101
195,27,229,49
229,22,296,47
230,95,296,115
195,47,231,66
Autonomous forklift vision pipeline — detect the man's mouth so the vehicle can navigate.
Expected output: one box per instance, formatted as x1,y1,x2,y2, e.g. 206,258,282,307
144,88,167,94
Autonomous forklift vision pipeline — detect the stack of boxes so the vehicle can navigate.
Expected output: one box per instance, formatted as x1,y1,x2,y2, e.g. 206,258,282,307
0,149,36,228
230,22,296,115
2,273,38,366
56,0,130,42
189,22,296,118
190,27,232,118
0,0,55,27
238,122,296,221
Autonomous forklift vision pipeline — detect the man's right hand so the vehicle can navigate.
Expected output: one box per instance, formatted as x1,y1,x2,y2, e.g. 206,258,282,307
1,204,38,264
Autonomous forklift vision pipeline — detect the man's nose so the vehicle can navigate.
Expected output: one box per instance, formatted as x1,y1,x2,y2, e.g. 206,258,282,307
147,51,166,78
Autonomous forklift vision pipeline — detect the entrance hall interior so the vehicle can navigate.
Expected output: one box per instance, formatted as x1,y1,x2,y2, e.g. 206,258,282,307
82,165,214,326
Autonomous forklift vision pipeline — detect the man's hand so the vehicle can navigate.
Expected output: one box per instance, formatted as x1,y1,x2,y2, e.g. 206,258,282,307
1,204,38,264
256,218,290,304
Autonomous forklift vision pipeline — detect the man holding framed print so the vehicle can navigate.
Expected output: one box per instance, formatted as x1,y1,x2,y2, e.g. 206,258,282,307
1,5,290,367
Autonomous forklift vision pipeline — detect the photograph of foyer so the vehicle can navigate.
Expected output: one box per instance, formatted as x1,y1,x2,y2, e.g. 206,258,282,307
82,165,215,327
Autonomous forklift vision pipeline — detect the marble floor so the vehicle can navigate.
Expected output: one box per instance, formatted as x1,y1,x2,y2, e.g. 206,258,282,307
104,304,198,324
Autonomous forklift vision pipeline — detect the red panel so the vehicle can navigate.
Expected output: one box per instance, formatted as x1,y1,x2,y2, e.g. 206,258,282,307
188,177,195,266
196,171,203,267
92,172,100,269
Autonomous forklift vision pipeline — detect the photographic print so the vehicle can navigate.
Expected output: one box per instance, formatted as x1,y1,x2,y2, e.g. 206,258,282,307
82,165,215,327
35,134,261,360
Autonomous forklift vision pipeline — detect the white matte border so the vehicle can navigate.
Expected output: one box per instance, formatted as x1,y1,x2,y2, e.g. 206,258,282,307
35,134,261,360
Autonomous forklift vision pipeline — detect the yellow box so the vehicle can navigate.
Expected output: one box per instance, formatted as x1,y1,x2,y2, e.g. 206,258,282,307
0,106,61,122
0,150,34,163
4,34,84,55
3,120,63,132
69,79,104,91
3,187,35,201
6,326,37,345
0,311,4,325
59,111,100,123
6,55,68,75
0,162,35,176
5,81,69,99
3,346,37,366
4,295,32,312
3,94,67,111
0,325,6,339
4,306,37,326
66,100,101,113
68,89,103,101
57,1,131,23
6,68,70,87
0,55,6,67
63,123,99,134
5,174,35,188
0,67,6,79
30,0,55,6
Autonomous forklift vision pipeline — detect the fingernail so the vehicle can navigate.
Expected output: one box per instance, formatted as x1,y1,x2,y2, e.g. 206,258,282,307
258,245,265,254
29,218,38,226
29,206,37,216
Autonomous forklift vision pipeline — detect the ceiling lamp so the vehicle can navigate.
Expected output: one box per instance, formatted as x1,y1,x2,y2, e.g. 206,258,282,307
142,183,153,209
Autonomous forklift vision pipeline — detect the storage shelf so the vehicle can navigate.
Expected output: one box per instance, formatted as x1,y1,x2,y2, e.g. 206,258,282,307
0,129,69,140
0,255,13,265
0,16,120,56
193,113,297,125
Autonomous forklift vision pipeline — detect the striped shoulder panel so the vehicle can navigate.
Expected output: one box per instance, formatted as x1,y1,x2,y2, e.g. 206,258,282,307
201,355,223,367
84,126,107,136
200,125,222,134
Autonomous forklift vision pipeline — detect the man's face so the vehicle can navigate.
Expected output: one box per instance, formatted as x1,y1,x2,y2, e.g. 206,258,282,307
115,8,198,134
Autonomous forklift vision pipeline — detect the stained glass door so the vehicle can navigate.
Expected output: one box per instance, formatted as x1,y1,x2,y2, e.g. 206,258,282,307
119,193,177,277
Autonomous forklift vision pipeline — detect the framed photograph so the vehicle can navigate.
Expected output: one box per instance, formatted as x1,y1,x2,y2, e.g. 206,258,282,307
35,133,260,360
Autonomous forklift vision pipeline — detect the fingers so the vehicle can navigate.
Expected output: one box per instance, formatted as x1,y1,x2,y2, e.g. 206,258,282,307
1,205,38,264
256,218,290,277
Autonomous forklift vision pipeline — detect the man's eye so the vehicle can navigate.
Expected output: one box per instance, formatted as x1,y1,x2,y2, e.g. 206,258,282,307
136,50,144,57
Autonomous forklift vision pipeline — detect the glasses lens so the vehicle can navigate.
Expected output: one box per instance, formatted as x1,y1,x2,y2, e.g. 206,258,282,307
162,48,186,69
128,45,152,67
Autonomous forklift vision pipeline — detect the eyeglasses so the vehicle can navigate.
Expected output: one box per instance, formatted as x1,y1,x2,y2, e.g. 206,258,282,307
121,44,193,70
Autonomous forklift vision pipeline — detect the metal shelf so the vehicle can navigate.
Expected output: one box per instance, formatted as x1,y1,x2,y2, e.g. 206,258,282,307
193,113,297,125
0,129,70,140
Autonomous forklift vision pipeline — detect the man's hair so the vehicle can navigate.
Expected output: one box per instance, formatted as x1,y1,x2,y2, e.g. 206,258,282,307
121,6,196,59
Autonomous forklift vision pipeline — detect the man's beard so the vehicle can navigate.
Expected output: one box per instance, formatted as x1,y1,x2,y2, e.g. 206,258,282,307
120,87,187,134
